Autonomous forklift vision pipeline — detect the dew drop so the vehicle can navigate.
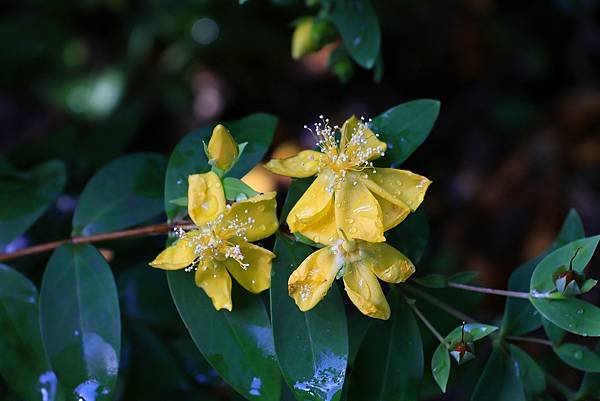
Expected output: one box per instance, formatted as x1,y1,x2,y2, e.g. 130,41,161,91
345,218,354,224
259,224,267,231
349,227,357,234
574,350,583,360
577,309,584,315
176,179,183,185
258,204,266,212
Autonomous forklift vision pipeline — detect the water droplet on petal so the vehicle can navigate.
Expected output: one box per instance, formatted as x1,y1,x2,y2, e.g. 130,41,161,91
258,204,266,212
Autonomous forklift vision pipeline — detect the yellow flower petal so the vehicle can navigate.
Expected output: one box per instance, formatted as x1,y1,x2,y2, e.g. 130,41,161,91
287,174,333,232
343,262,390,320
340,115,387,161
293,197,339,246
188,172,226,226
359,242,415,283
148,232,198,270
363,168,431,211
372,192,410,231
334,176,385,242
224,240,275,293
265,150,322,178
207,124,238,170
288,247,341,311
195,260,232,311
219,192,279,242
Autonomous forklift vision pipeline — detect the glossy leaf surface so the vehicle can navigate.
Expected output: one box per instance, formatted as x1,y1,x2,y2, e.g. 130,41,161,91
0,264,62,401
0,160,66,246
471,347,526,401
167,271,281,401
40,244,121,400
348,289,423,401
72,153,166,235
371,99,441,166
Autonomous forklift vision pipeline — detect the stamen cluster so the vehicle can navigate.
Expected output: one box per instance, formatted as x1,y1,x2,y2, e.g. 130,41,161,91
304,115,385,192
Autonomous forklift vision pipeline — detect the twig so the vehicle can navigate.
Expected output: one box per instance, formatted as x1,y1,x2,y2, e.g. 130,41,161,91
506,336,553,347
403,284,477,323
448,282,534,299
0,221,194,262
406,299,447,346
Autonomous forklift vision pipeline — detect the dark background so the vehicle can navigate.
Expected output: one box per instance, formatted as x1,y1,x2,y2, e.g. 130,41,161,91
1,0,599,400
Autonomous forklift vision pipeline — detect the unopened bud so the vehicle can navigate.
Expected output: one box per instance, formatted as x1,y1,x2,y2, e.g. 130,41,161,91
291,18,319,60
450,341,475,365
207,124,238,170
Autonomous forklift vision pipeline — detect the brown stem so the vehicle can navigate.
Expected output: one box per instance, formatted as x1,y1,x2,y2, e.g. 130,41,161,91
0,221,193,262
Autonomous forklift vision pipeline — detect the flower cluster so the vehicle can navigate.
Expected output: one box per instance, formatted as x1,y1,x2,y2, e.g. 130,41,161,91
149,127,278,311
266,115,431,319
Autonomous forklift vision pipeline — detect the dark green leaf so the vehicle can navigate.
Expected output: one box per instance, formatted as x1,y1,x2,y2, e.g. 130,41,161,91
164,113,277,220
224,177,259,201
371,99,441,166
553,209,585,248
471,347,526,401
347,314,371,365
72,153,166,235
553,343,600,372
413,274,447,288
509,345,546,400
542,316,566,345
327,0,381,69
530,297,600,337
0,160,66,247
270,234,348,401
431,343,450,393
575,342,600,400
40,244,121,400
167,271,281,401
385,208,429,264
0,264,63,401
530,236,599,294
348,289,423,401
501,210,585,337
449,271,479,284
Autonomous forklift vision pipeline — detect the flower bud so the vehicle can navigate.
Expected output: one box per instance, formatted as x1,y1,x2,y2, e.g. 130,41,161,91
292,18,319,60
207,124,238,170
554,268,584,296
450,341,475,365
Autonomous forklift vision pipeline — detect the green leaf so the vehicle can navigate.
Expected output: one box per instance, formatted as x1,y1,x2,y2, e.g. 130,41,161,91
530,236,600,294
444,323,498,344
530,297,600,337
167,271,281,401
449,271,479,284
348,289,423,401
72,153,166,235
471,347,526,401
370,99,441,166
501,209,585,337
431,343,450,393
385,208,429,264
40,244,121,400
508,345,546,400
164,113,277,220
413,274,447,288
270,234,348,401
327,0,380,69
224,177,259,201
542,316,566,345
347,314,371,365
0,264,63,401
553,343,600,372
0,160,66,247
169,196,188,207
575,342,600,400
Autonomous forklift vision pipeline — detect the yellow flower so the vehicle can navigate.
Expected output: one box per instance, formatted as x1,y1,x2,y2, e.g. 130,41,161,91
207,124,238,170
149,171,278,311
288,238,415,320
265,115,431,245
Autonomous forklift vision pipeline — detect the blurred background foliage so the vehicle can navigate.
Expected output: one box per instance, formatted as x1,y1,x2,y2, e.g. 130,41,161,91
1,0,600,400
